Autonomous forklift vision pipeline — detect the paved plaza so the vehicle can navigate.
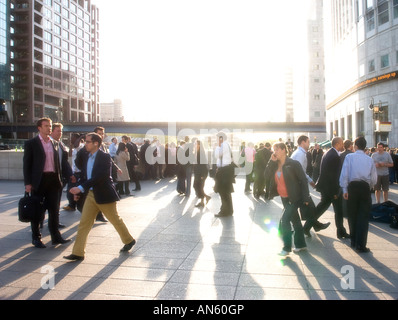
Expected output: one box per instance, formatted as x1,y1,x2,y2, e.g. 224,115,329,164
0,176,398,300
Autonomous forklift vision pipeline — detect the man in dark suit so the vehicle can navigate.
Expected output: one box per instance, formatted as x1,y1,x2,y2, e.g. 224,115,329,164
50,123,75,221
253,142,272,199
315,137,350,239
64,132,136,261
122,135,141,191
23,118,70,248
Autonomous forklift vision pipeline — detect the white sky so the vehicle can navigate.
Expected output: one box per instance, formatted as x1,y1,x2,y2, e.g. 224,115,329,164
91,0,307,122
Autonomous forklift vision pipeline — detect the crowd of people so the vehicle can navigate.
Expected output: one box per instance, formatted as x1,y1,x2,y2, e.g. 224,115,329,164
22,117,398,259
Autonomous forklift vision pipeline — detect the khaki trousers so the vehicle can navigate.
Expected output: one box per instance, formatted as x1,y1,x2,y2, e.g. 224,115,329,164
72,191,134,257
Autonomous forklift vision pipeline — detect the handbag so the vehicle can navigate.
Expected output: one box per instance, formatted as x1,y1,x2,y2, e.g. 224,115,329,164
18,192,44,223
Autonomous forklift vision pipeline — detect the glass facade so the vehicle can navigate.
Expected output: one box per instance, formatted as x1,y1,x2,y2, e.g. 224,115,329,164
0,0,11,103
8,0,100,126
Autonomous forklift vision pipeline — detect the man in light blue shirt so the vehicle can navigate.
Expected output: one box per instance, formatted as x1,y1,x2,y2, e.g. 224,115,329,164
339,136,377,253
108,137,117,158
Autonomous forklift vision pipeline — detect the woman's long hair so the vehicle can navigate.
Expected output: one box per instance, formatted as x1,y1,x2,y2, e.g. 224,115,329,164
116,142,126,155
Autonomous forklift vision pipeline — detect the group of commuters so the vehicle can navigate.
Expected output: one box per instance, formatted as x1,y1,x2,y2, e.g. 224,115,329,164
22,118,390,260
23,119,136,260
266,135,380,256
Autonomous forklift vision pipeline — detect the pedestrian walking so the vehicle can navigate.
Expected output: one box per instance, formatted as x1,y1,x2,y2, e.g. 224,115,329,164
23,118,70,248
265,142,308,256
65,132,136,261
115,142,131,196
314,137,350,239
340,136,377,253
193,140,211,207
214,132,235,217
291,135,330,234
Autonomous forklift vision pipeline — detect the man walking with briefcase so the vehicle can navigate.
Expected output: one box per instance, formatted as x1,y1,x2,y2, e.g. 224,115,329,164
23,118,70,248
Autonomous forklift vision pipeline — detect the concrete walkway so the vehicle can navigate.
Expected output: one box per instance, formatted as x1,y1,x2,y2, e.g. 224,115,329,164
0,177,398,300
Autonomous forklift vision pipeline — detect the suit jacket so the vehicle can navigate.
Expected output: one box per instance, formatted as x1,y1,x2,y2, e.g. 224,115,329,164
59,141,73,185
78,149,120,204
315,148,341,196
23,136,62,191
265,157,310,205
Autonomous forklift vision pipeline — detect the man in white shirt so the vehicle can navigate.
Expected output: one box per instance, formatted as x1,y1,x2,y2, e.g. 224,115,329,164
108,137,118,158
291,135,330,235
214,132,235,217
340,136,377,252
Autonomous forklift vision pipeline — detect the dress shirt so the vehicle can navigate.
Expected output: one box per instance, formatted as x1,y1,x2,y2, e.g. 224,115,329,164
215,141,232,168
72,143,84,173
291,146,313,184
39,134,55,173
109,143,117,158
78,150,98,193
339,150,378,194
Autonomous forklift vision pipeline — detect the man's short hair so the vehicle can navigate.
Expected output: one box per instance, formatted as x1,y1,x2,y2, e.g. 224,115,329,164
354,136,367,151
37,117,52,128
52,122,63,130
94,126,105,133
343,139,353,150
87,132,102,146
377,142,385,148
297,135,309,146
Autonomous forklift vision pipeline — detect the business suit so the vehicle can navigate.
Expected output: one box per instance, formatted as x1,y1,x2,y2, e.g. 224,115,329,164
70,149,135,257
315,148,348,238
23,135,64,244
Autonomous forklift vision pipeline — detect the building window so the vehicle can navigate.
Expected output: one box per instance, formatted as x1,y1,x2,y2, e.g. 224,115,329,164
377,1,389,26
381,54,389,68
394,0,398,19
366,9,375,31
357,110,365,136
368,59,376,72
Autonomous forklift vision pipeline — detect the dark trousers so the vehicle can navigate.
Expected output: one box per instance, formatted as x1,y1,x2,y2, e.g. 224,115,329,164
117,181,130,195
219,191,233,216
281,198,306,251
347,181,371,249
315,191,347,236
31,173,62,241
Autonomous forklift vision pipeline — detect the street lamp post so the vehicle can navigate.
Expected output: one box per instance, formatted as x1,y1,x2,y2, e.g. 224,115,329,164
368,98,384,145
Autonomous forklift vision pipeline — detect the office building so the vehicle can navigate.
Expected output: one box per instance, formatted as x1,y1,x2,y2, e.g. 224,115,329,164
100,99,124,122
324,0,398,146
0,0,11,122
9,0,100,138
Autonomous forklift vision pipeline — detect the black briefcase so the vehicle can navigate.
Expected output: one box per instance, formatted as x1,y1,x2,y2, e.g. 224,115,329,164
18,192,44,223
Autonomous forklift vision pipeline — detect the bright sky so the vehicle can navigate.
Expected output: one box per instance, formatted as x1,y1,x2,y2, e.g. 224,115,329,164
92,0,308,122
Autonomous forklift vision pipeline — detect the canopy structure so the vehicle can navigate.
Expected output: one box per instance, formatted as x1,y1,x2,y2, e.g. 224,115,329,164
318,140,331,148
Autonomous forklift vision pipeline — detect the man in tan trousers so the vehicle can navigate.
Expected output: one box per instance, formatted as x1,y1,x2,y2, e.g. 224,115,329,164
64,132,135,261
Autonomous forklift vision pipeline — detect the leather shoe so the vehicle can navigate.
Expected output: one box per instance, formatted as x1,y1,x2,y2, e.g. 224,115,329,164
96,213,108,222
120,239,136,252
32,239,46,248
63,254,84,261
337,232,350,239
313,222,331,232
52,238,71,245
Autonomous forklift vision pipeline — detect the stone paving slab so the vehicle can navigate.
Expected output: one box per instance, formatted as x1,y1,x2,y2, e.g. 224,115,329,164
0,177,398,301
